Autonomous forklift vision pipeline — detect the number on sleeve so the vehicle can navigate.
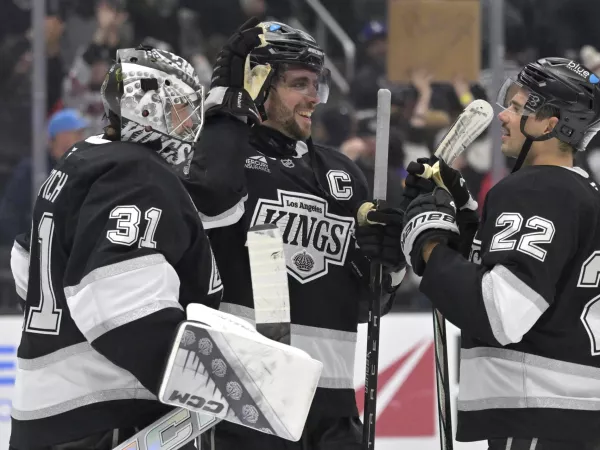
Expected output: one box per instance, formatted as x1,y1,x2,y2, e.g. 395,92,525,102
490,213,523,251
107,206,141,245
107,206,163,248
489,212,555,261
139,207,162,249
25,213,62,335
518,216,555,261
579,252,600,356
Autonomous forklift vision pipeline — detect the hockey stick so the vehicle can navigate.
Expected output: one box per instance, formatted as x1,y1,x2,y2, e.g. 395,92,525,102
357,99,493,450
424,99,494,450
113,226,290,450
357,88,391,450
247,223,291,345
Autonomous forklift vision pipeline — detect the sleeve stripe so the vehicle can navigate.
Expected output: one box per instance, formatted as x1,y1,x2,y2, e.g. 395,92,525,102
86,299,183,342
64,254,167,298
10,240,29,300
65,255,182,341
482,264,550,345
199,195,247,230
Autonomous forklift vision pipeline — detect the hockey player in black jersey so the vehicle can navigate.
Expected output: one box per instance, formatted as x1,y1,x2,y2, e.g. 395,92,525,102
181,18,407,450
369,58,600,449
9,46,223,449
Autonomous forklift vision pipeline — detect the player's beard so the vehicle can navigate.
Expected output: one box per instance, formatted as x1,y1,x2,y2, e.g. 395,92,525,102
267,92,312,141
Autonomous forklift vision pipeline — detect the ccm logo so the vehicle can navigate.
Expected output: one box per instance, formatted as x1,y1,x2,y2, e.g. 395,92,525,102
169,390,225,414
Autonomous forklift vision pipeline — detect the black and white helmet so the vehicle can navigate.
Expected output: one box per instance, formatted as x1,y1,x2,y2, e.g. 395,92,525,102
101,46,204,169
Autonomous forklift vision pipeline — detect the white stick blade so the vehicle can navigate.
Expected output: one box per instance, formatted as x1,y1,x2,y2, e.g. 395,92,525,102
247,224,290,326
435,99,494,165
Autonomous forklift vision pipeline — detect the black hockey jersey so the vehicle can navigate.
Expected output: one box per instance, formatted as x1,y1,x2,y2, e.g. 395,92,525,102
10,135,222,447
420,165,600,442
183,116,401,419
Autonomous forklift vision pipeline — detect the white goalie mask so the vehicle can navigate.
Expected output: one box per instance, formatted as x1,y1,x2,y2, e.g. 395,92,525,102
101,47,205,171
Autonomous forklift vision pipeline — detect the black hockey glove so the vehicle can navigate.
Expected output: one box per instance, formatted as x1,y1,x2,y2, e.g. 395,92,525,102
401,188,460,276
406,157,479,258
355,205,406,272
205,17,263,123
401,157,436,212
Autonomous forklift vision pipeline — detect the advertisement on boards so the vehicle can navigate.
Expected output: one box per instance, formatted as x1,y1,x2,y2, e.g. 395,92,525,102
0,314,487,450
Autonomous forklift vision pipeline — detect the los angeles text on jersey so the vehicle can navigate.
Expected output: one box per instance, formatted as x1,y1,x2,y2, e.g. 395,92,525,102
249,190,354,284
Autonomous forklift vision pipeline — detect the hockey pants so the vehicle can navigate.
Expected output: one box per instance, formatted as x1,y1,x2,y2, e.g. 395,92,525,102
200,416,362,450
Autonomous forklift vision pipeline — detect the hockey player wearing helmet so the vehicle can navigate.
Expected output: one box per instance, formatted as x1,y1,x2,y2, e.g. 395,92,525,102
388,58,600,448
8,46,222,449
182,18,407,450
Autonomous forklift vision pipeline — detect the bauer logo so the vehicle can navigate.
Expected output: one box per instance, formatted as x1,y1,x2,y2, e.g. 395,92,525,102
250,190,354,283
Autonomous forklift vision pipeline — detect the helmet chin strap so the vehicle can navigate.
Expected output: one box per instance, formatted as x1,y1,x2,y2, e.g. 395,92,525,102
511,115,556,172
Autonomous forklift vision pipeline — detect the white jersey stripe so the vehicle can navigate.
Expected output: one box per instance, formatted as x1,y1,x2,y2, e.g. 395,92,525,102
459,347,600,411
482,264,549,345
11,240,29,300
65,254,182,341
13,342,156,420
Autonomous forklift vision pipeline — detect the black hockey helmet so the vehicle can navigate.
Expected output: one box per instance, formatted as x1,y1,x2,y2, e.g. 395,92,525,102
497,57,600,171
245,22,331,118
251,22,326,72
100,45,204,170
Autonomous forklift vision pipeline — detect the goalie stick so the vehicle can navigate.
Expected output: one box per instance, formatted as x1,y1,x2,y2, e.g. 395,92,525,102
357,88,391,450
112,225,290,450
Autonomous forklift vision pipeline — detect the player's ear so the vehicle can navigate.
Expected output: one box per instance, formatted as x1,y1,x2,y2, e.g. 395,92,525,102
546,116,559,134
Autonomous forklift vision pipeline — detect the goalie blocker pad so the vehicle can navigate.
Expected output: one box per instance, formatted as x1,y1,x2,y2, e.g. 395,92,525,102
158,304,323,441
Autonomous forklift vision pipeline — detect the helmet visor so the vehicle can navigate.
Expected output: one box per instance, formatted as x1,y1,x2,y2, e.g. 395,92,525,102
277,67,331,104
497,78,549,117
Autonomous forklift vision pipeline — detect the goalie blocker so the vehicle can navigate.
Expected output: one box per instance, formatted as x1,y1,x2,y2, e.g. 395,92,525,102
157,304,322,442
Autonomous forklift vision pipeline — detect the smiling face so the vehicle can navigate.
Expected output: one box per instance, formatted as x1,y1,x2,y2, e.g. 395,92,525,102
263,67,322,141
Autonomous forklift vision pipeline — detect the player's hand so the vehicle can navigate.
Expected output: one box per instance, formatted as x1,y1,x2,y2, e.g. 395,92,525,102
210,17,263,89
401,188,460,276
407,157,478,212
205,17,263,123
407,157,479,258
355,204,406,272
402,157,436,211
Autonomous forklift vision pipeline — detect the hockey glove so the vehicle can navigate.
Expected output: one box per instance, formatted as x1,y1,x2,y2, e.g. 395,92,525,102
355,205,406,272
401,188,460,276
407,157,479,258
205,17,263,123
401,157,436,212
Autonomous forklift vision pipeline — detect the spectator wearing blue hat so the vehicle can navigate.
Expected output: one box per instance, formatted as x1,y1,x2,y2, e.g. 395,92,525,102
0,109,89,245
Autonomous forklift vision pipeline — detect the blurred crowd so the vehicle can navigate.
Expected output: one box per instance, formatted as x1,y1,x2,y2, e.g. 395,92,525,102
2,0,600,312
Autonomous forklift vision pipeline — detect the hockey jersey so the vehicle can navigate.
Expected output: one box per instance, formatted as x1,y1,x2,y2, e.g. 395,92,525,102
10,136,222,447
420,165,600,442
183,116,402,419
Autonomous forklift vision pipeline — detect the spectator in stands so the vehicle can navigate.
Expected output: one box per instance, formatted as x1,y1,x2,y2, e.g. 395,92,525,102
0,109,88,245
63,0,129,135
0,0,67,161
